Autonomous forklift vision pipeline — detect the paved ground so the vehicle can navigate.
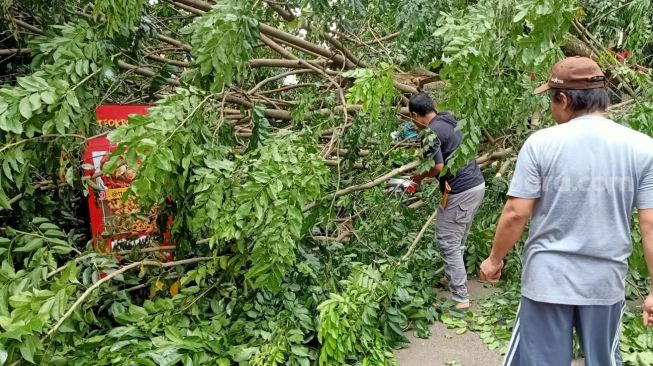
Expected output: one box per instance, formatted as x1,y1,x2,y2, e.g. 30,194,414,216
394,279,585,366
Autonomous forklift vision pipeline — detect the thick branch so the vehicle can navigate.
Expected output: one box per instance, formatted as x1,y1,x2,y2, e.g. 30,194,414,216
258,83,314,95
13,19,43,34
0,48,31,56
170,0,211,11
225,94,361,120
259,24,354,69
571,20,637,98
323,34,368,68
269,35,330,60
247,58,332,69
117,61,181,86
156,34,193,52
265,1,295,22
145,53,190,68
264,1,367,69
164,0,205,15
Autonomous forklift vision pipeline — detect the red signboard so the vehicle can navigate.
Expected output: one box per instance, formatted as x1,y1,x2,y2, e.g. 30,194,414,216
83,105,173,261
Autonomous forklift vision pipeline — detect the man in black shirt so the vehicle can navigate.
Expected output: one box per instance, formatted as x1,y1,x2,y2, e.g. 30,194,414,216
409,93,486,309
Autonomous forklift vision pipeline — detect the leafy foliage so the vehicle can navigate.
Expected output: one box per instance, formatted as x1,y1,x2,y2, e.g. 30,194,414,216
344,64,397,122
184,1,259,92
93,0,148,36
621,310,653,365
435,0,575,172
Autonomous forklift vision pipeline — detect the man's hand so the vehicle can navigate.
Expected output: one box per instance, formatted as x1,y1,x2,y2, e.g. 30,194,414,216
480,197,534,284
409,174,422,186
644,293,653,326
480,257,504,283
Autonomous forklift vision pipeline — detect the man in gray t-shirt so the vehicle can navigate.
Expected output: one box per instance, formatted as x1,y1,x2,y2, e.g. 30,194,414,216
480,57,653,365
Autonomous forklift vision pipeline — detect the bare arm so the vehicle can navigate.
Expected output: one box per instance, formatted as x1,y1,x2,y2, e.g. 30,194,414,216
641,209,653,284
412,163,444,184
640,209,653,326
489,197,535,262
480,197,535,282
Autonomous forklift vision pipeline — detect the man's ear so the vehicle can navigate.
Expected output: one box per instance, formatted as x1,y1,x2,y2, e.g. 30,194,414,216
561,92,572,110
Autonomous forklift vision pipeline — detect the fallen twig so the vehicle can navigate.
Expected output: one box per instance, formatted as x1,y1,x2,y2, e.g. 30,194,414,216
44,256,213,339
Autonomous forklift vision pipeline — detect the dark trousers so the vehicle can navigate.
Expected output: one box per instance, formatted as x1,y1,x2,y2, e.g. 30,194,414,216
504,296,625,366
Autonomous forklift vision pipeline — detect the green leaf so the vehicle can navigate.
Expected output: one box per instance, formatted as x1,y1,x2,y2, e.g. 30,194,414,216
39,222,60,231
43,230,66,238
19,96,33,119
51,290,68,320
40,90,56,104
14,238,43,252
0,189,11,210
0,346,7,365
29,93,41,110
31,217,49,225
19,335,38,363
2,160,13,181
231,347,258,362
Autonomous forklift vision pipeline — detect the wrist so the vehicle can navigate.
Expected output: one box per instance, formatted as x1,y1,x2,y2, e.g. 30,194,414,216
489,253,504,266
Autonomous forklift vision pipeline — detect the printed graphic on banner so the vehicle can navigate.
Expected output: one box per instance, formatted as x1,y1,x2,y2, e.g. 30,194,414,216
83,105,173,261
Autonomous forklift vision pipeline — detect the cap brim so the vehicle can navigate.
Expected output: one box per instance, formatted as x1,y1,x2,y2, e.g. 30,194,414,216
533,83,550,95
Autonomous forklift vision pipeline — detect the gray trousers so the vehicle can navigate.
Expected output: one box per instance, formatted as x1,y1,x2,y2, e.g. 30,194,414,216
504,296,625,366
436,184,485,302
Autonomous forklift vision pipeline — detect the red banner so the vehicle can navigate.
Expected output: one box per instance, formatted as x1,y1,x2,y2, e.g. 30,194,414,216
83,105,173,261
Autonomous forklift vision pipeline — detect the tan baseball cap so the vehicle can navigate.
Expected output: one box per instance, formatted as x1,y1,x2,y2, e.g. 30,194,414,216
533,56,607,94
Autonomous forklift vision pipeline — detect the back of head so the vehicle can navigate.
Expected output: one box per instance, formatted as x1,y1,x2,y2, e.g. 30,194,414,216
534,56,610,120
409,93,436,116
547,88,609,113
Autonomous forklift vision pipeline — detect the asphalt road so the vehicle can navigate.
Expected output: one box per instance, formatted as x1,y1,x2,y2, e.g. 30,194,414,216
394,279,586,366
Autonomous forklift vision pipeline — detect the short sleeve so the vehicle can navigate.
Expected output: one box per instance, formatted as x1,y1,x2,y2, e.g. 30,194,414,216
637,162,653,209
422,134,444,165
507,138,541,199
432,137,444,165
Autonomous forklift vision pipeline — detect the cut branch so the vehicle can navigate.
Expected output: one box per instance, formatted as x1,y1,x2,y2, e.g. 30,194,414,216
303,160,421,212
401,209,437,261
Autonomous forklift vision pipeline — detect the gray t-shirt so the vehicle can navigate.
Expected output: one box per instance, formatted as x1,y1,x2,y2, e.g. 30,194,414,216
508,115,653,305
